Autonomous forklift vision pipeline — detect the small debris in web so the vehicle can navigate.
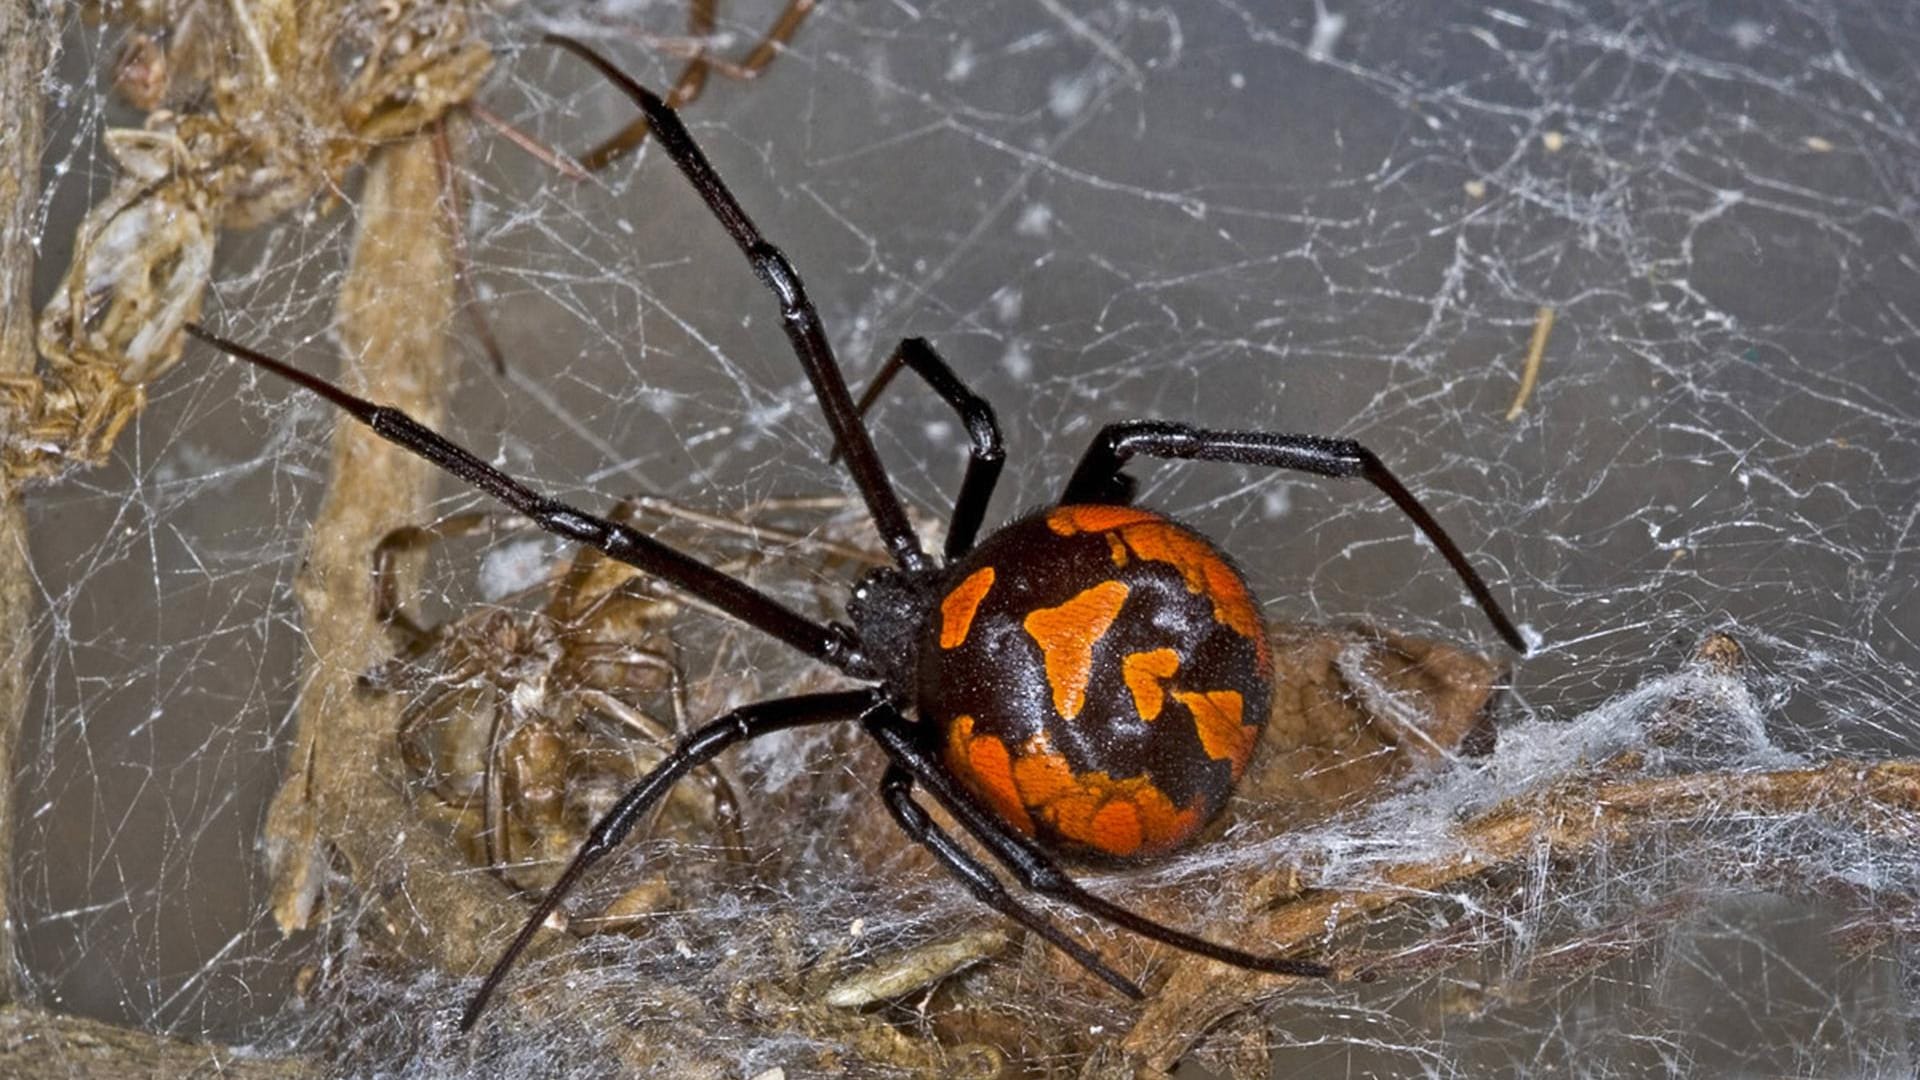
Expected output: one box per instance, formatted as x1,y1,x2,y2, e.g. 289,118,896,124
822,928,1012,1008
1504,305,1555,421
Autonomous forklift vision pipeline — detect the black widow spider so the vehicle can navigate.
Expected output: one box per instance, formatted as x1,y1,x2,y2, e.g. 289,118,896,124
185,34,1528,1031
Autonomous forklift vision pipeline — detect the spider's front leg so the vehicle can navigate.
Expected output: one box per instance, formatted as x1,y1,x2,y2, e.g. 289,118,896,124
460,687,884,1030
1062,419,1528,652
575,0,822,172
184,323,864,672
545,35,933,578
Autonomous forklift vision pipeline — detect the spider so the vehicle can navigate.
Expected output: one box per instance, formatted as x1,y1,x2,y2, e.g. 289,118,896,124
368,503,734,906
369,494,895,909
185,33,1528,1031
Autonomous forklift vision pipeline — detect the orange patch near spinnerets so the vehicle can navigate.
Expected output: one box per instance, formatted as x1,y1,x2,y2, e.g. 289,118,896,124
939,566,996,649
1006,735,1205,858
1174,688,1258,777
1022,579,1131,720
945,715,1035,835
1047,506,1266,651
1121,648,1181,721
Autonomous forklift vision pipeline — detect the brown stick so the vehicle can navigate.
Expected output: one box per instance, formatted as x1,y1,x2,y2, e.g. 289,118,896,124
259,134,527,977
0,1005,317,1078
0,0,51,1006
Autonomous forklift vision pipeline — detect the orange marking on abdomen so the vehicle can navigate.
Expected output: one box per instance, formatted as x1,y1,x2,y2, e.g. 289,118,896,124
946,714,1035,834
1047,507,1266,648
1022,579,1130,720
1175,688,1258,776
1038,773,1203,858
1089,801,1144,855
1045,791,1105,852
1011,736,1077,806
1130,785,1206,854
1113,521,1264,642
1121,648,1181,721
1006,732,1207,858
1045,504,1156,536
939,566,996,649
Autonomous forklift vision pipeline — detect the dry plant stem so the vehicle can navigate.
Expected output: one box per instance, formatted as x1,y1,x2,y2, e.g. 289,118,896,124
260,136,524,977
0,1005,316,1078
5,0,494,484
1110,756,1920,1073
0,0,50,1005
1504,305,1554,420
822,928,1012,1008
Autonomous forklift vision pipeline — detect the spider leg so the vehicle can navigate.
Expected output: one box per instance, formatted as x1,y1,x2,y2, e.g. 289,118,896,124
578,0,820,173
481,694,515,871
461,687,883,1030
877,763,1143,999
578,686,750,864
864,709,1334,984
546,35,933,577
429,115,511,376
832,338,1005,559
394,682,468,786
185,324,869,676
373,510,541,645
1062,420,1527,652
546,494,683,624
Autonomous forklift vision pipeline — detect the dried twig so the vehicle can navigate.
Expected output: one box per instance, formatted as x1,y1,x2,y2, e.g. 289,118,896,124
1504,305,1554,420
0,1006,316,1079
0,0,50,1005
259,135,526,980
0,0,493,485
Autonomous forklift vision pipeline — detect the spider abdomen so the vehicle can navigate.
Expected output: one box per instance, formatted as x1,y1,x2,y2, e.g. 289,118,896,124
919,505,1273,863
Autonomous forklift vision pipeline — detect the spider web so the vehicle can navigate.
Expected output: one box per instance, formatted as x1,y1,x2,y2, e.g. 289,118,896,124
14,0,1920,1075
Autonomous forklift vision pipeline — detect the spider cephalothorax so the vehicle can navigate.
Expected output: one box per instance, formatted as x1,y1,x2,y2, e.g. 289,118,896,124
843,563,939,689
185,33,1527,1031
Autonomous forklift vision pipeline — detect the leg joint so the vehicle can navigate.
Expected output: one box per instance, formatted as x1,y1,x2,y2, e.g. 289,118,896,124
750,243,806,313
